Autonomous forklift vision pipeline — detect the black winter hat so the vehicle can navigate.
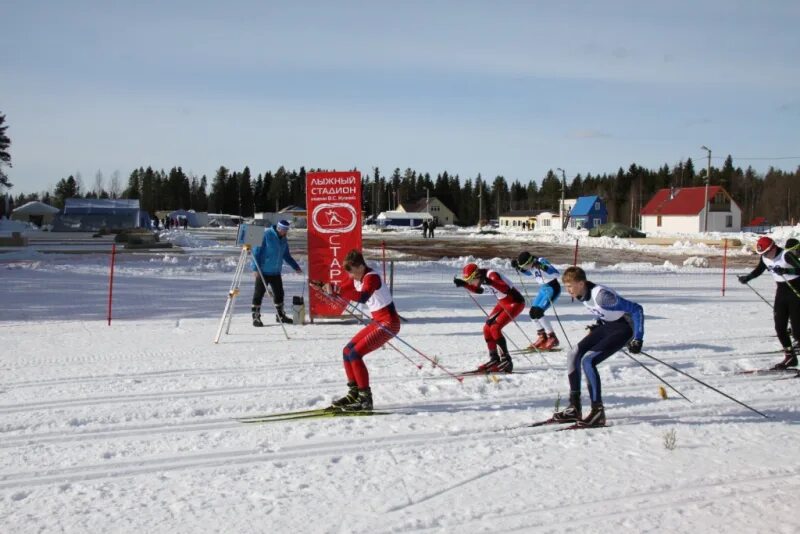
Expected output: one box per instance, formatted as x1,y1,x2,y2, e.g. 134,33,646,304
517,251,534,268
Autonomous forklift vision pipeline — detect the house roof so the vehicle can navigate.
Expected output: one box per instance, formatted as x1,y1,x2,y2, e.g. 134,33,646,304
400,197,454,214
570,196,601,216
640,186,724,216
400,198,433,212
12,201,60,215
377,211,433,220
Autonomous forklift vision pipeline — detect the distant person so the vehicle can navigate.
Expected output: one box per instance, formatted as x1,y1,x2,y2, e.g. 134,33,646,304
251,219,302,326
317,249,401,412
422,219,429,238
429,219,436,238
554,266,645,427
738,236,800,369
454,262,525,373
512,251,561,350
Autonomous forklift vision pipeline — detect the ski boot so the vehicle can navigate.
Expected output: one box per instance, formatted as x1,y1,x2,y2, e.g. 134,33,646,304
772,348,798,370
580,402,606,427
251,306,263,327
275,303,293,324
342,388,373,412
529,329,547,350
541,332,559,350
477,351,501,372
495,355,513,373
552,392,582,422
330,381,359,409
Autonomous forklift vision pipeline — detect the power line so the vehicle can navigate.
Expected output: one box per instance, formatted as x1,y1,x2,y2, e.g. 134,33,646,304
703,155,800,161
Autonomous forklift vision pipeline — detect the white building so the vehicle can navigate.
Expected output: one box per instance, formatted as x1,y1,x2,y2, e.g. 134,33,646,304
397,197,456,226
640,186,742,233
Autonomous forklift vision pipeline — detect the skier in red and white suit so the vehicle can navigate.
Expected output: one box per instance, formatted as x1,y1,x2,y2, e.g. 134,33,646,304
454,263,525,372
322,249,400,411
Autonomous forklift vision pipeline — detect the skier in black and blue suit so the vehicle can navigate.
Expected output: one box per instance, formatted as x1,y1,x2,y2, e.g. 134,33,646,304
553,266,644,427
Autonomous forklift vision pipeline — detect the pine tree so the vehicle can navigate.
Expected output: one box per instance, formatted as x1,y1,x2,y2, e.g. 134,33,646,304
0,112,12,190
123,168,142,199
208,166,229,213
53,176,79,208
239,166,254,217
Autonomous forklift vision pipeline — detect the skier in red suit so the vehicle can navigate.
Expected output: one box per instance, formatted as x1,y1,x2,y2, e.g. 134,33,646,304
321,249,400,411
454,262,525,372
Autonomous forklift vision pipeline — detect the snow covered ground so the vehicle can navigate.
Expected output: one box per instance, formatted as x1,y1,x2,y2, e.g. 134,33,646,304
2,238,800,533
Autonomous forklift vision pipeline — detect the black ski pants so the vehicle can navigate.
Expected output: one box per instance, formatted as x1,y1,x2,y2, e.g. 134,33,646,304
253,274,285,308
773,282,800,349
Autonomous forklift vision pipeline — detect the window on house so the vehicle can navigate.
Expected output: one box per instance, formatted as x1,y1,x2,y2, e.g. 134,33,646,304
542,219,551,227
595,202,600,210
726,215,732,228
657,215,662,227
593,218,601,227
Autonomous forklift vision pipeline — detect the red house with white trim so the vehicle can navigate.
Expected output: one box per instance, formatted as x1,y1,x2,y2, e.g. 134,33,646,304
640,186,742,233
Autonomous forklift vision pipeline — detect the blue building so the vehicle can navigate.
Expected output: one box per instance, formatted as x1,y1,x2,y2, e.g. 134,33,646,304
568,195,607,230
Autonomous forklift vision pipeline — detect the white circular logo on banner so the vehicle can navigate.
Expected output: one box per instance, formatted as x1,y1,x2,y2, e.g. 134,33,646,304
311,203,358,234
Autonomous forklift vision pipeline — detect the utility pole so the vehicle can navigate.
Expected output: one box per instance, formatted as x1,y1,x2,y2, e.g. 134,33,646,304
496,182,500,221
557,167,567,231
425,187,430,214
477,181,482,229
701,146,711,233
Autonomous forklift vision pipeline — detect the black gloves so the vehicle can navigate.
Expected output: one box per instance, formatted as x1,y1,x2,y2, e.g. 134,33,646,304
772,266,787,275
453,277,467,288
737,275,750,284
627,339,643,354
511,259,520,271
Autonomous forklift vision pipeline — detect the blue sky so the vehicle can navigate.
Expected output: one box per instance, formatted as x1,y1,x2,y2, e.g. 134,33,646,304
2,0,799,194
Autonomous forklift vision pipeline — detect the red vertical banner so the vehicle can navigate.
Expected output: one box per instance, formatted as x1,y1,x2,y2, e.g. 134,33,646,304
306,170,362,318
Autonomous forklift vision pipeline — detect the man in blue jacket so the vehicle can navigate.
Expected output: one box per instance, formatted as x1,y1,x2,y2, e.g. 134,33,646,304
252,219,302,325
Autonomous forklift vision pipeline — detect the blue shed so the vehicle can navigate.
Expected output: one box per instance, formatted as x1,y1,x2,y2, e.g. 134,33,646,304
568,196,607,230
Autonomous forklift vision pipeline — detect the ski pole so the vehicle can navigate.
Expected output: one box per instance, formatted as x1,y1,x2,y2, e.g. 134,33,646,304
621,349,691,403
548,297,574,350
310,285,424,370
638,349,769,419
316,286,464,382
778,274,800,300
743,281,773,310
515,271,533,304
462,290,523,352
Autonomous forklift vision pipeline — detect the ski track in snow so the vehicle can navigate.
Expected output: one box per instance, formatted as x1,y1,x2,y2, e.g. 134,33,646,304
2,255,800,532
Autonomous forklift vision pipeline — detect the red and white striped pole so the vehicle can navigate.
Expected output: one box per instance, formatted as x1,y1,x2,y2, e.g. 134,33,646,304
381,240,387,280
722,238,728,296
